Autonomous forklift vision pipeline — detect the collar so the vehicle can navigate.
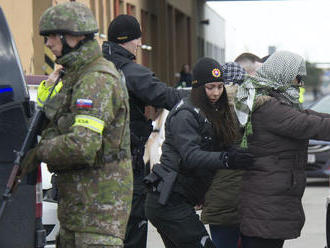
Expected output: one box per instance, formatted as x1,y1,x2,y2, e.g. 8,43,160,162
56,40,102,74
102,41,136,61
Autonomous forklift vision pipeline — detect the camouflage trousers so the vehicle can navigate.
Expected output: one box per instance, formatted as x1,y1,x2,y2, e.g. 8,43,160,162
57,228,123,248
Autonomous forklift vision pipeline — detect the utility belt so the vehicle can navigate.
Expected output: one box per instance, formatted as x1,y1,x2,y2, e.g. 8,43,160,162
143,163,178,205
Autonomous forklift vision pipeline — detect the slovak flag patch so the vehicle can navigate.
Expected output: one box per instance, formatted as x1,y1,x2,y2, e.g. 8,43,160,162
76,98,93,109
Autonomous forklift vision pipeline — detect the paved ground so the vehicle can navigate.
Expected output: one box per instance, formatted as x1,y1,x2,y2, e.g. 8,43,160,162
147,178,329,248
284,179,329,248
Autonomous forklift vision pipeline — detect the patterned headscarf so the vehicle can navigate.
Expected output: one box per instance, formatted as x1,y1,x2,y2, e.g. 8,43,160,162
222,62,247,85
234,51,306,148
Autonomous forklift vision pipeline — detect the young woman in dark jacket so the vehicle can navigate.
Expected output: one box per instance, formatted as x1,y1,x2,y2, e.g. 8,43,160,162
235,51,330,248
201,62,247,248
144,57,253,248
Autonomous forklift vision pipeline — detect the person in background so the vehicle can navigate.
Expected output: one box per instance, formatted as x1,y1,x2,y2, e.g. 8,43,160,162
22,3,133,247
221,62,247,86
235,51,330,248
176,64,193,88
234,53,262,76
102,14,188,248
144,57,253,248
201,61,247,248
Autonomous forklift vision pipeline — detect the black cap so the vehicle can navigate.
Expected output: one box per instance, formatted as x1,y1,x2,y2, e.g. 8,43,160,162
192,57,223,88
108,15,142,43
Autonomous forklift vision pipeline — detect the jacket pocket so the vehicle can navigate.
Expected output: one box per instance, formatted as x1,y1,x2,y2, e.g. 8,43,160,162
287,168,297,192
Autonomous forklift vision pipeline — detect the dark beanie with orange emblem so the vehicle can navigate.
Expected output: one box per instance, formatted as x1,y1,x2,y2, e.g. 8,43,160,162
192,57,224,88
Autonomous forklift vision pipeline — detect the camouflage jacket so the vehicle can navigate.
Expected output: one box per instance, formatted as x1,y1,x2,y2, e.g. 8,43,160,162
37,40,133,240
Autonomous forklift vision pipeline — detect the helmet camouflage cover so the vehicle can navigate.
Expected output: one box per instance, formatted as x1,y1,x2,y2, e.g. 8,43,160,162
39,2,98,36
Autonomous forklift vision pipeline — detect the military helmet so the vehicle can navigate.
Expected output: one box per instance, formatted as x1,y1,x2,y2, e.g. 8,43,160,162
39,2,98,36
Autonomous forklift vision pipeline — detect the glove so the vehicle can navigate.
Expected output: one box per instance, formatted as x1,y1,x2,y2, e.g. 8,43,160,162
18,147,41,179
221,147,254,170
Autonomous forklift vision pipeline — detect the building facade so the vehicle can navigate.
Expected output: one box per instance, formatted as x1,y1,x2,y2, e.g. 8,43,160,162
199,3,225,64
1,0,225,86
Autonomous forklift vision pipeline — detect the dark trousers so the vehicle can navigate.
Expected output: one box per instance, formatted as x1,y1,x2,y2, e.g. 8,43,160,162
123,174,148,248
145,191,216,248
241,234,284,248
209,225,240,248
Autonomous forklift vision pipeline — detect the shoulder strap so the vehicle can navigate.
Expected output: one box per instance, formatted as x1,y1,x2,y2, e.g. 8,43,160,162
168,99,208,127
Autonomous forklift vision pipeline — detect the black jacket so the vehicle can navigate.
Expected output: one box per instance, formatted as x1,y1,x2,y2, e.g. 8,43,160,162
160,97,226,205
102,41,188,141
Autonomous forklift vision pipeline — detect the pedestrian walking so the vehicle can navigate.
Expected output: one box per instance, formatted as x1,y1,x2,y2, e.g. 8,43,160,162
144,57,253,248
235,51,330,248
22,2,133,247
102,14,188,248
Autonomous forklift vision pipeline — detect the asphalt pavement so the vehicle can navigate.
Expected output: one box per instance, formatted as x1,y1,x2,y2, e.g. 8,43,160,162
147,178,329,248
284,178,329,248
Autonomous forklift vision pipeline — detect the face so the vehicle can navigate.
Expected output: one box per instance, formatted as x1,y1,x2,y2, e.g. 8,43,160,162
120,37,142,56
45,34,84,58
237,60,262,75
45,34,63,57
183,64,190,73
204,82,224,104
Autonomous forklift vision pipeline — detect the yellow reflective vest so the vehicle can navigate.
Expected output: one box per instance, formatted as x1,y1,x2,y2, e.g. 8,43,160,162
37,80,63,107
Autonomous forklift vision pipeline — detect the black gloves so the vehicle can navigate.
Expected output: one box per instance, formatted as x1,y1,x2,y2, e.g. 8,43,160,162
220,147,254,170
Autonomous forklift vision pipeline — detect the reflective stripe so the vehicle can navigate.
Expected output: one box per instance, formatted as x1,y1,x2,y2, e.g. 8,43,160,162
37,97,44,107
73,115,105,134
299,87,305,103
37,80,63,107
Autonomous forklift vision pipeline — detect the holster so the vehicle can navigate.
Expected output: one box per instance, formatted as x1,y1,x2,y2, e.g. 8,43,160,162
143,163,177,205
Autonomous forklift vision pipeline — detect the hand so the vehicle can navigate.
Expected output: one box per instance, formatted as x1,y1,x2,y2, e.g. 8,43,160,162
224,147,254,170
45,66,63,87
18,147,41,179
194,204,203,211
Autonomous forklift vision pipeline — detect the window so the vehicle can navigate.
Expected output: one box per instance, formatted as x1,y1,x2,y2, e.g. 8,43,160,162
127,3,136,16
114,0,124,17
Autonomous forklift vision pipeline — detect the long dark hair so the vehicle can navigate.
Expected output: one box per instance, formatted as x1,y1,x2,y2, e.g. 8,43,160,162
190,85,238,145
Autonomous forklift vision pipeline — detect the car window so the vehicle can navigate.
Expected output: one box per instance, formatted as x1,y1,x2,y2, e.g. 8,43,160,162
310,95,330,114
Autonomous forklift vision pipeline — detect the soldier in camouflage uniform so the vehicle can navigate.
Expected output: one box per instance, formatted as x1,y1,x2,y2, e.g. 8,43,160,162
35,2,133,247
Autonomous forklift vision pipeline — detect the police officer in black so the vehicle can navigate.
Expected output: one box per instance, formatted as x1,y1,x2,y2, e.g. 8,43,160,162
102,15,188,248
144,58,253,248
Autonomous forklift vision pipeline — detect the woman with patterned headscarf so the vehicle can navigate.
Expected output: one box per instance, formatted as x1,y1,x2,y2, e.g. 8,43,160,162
235,51,330,248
